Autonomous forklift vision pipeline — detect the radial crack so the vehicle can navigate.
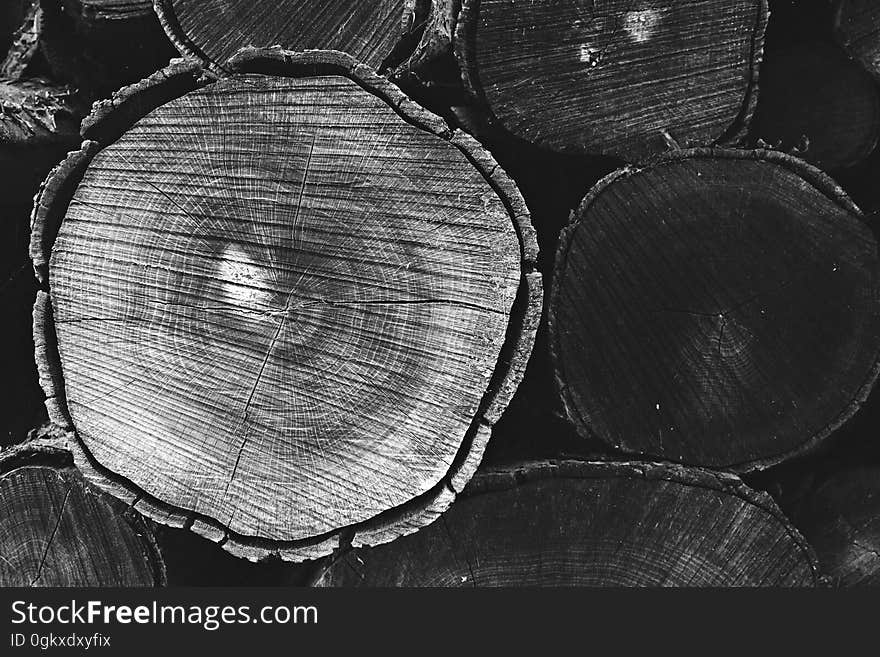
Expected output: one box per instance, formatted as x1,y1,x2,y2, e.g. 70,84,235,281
222,312,288,499
30,485,72,586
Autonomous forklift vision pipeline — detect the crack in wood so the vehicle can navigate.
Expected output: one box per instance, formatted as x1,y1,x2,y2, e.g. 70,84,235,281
29,484,72,586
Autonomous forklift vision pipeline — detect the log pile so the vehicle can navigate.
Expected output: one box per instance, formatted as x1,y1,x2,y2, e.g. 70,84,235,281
314,461,819,586
31,50,540,561
0,0,879,588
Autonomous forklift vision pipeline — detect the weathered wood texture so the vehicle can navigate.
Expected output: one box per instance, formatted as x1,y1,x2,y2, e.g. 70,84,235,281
549,148,880,471
751,42,880,170
775,465,880,586
834,0,880,81
454,0,767,160
32,50,541,561
35,0,176,98
0,427,166,586
155,0,454,74
314,460,819,586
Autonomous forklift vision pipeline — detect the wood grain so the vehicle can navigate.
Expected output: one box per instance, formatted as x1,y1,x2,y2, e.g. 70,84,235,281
34,50,540,561
156,0,424,72
313,460,819,586
549,148,880,471
0,430,166,586
455,0,767,159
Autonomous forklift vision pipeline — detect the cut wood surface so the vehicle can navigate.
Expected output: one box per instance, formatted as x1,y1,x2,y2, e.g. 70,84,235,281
155,0,445,73
313,460,819,586
32,50,541,561
454,0,768,160
549,148,880,471
751,42,880,170
0,427,166,586
834,0,880,80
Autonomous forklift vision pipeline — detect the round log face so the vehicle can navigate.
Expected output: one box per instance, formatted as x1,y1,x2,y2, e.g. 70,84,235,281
456,0,765,159
0,465,160,586
49,74,522,543
550,150,880,470
315,461,818,586
160,0,408,70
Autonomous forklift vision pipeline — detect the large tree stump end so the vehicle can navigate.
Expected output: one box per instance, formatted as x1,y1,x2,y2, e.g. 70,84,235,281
454,0,769,159
31,49,541,561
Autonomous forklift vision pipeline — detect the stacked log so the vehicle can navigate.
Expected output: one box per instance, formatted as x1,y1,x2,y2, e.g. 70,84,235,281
548,148,880,471
31,50,541,561
314,461,819,587
155,0,457,74
0,0,878,590
0,427,165,586
453,0,768,160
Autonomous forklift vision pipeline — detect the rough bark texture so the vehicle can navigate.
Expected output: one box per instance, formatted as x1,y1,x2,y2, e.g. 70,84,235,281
751,42,880,170
454,0,768,160
549,148,880,472
0,426,166,586
31,50,541,562
155,0,450,74
313,460,820,587
834,0,880,81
